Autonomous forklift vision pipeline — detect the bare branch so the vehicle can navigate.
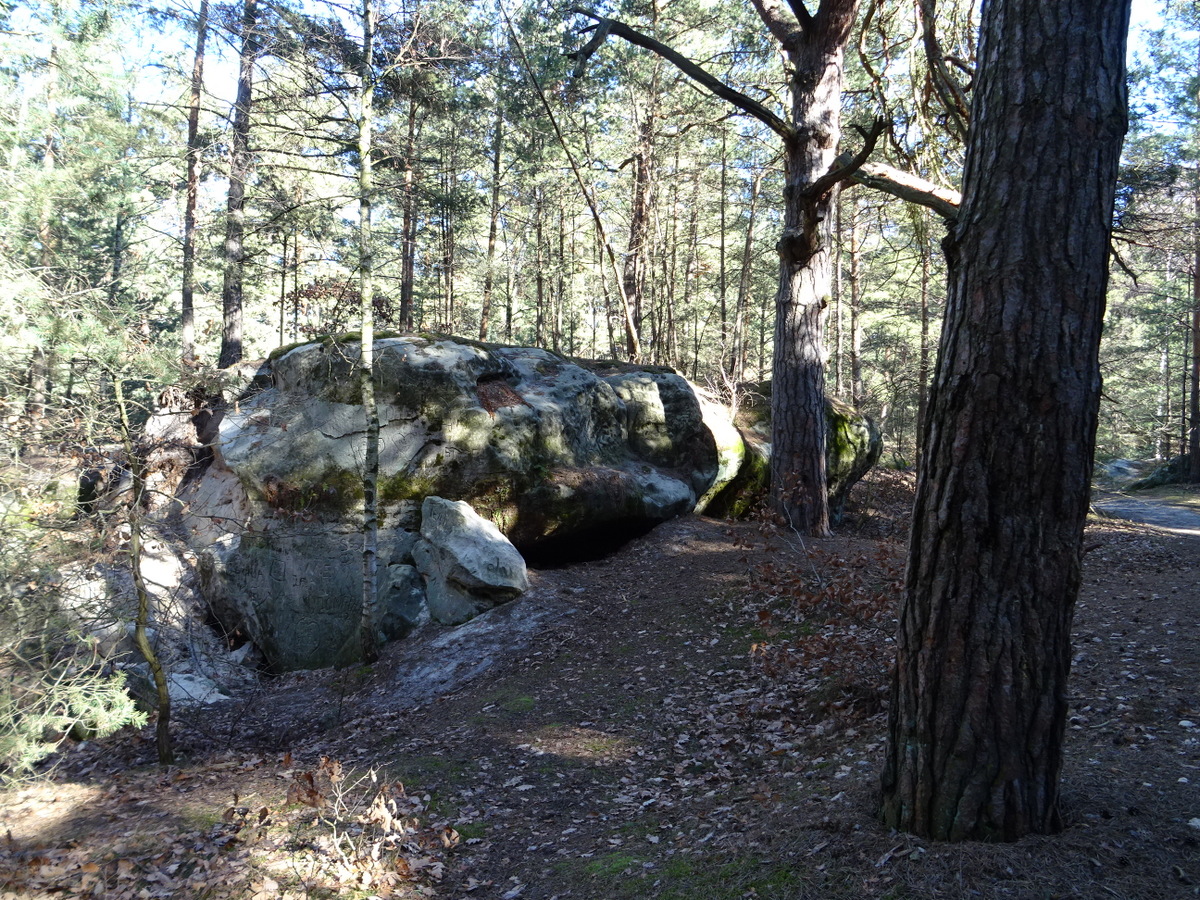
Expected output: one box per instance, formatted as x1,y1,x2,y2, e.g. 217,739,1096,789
784,0,814,30
917,0,970,142
802,117,886,199
570,8,796,145
567,17,612,78
839,152,962,220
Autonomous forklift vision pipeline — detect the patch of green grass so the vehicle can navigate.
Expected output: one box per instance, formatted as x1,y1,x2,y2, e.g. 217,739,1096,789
387,754,470,788
584,852,644,877
501,695,536,713
654,855,808,900
581,734,624,755
555,850,810,900
455,821,487,841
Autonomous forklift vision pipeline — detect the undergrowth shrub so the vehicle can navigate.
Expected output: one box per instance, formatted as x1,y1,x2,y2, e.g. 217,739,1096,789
0,471,146,780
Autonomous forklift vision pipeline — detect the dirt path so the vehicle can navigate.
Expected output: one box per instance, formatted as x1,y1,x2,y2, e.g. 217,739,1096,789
1092,488,1200,535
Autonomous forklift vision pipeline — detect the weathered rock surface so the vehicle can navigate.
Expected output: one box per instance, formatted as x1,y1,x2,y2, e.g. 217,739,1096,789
412,497,529,625
180,336,734,671
826,398,883,520
701,394,882,522
175,336,880,671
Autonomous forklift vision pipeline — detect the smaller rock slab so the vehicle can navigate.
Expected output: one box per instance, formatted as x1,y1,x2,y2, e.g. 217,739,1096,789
412,497,529,625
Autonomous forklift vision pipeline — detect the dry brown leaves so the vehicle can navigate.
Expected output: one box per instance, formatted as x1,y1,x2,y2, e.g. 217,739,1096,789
0,753,460,899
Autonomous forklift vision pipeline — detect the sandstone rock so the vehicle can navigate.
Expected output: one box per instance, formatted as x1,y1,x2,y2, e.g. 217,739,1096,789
701,393,881,521
826,398,883,521
177,336,879,671
412,497,529,625
179,336,737,670
198,527,422,672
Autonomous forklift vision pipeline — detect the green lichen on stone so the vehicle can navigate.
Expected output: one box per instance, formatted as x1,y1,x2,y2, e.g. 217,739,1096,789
467,476,523,534
703,434,768,518
378,472,439,506
268,330,403,362
825,399,866,480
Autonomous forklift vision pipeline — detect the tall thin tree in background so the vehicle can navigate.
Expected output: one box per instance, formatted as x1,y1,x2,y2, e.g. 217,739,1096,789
357,0,380,662
218,0,259,369
479,104,503,340
570,0,889,534
181,0,209,365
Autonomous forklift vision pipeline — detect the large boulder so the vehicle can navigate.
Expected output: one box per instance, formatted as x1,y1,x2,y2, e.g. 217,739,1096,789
702,393,881,522
174,337,881,672
180,336,736,670
199,337,721,546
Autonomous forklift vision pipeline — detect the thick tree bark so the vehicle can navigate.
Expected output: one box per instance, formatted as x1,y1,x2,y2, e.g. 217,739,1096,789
879,0,1130,841
218,0,258,369
181,0,208,365
766,5,859,537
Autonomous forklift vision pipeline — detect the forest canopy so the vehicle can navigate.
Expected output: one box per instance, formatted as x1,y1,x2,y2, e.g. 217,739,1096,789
0,0,1181,466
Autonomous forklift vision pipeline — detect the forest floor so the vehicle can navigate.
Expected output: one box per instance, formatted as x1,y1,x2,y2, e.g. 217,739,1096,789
3,472,1200,900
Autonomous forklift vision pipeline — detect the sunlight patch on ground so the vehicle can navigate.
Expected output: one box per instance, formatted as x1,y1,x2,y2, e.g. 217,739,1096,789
517,726,637,763
0,781,103,845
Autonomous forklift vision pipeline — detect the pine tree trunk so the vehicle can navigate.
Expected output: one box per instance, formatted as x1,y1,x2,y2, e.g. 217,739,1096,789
555,206,566,354
623,115,654,336
181,0,208,365
848,193,864,408
479,108,503,341
399,103,417,332
768,22,854,538
278,234,288,346
37,44,58,280
915,208,932,463
218,0,258,369
732,170,761,380
534,192,545,346
833,194,843,398
719,129,728,367
1190,185,1200,480
1159,344,1171,461
880,0,1130,841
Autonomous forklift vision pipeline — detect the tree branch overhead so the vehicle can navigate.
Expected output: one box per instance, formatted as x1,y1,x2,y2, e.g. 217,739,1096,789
569,9,797,145
750,0,805,47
